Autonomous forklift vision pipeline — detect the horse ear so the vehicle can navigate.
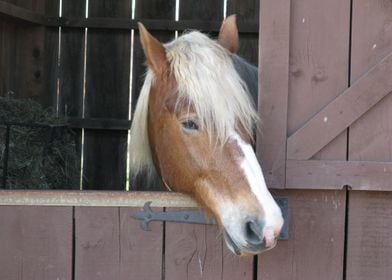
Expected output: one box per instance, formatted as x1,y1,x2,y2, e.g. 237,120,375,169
138,23,168,75
218,15,239,53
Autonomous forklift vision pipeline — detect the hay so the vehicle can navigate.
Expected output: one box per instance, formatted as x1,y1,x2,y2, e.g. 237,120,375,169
0,96,80,189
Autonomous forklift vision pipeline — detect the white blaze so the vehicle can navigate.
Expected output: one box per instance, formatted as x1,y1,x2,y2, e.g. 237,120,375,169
232,133,283,243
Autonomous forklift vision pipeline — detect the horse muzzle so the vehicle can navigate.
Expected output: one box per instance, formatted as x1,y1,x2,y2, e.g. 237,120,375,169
222,217,282,256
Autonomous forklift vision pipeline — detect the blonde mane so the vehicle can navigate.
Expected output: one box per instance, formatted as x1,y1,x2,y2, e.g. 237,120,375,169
130,31,259,176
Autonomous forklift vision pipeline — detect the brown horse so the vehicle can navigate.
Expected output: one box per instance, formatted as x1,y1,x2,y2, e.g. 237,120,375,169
130,15,283,256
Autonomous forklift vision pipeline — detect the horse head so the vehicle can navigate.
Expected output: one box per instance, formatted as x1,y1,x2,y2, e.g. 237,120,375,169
131,15,283,256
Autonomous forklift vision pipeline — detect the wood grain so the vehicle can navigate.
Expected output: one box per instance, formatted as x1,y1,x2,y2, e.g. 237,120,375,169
180,0,223,22
75,206,165,279
286,160,392,190
346,191,392,280
83,0,131,190
287,51,392,160
0,206,72,280
0,1,46,24
120,207,164,280
259,190,346,280
349,0,392,164
345,2,392,279
58,0,85,118
0,18,16,96
164,214,253,280
227,0,259,64
0,190,199,207
286,0,350,162
75,207,120,279
47,18,259,33
257,0,291,188
42,0,59,109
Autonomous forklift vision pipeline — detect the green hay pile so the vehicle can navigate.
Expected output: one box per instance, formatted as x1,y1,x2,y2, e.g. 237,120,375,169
0,96,80,189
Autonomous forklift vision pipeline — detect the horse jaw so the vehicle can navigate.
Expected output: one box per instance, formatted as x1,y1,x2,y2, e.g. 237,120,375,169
190,131,283,256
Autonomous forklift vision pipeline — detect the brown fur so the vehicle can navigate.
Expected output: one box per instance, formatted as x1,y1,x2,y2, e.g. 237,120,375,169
136,17,282,256
145,70,262,224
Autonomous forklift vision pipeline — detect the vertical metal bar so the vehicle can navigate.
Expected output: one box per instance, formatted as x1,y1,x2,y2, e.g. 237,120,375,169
2,125,11,189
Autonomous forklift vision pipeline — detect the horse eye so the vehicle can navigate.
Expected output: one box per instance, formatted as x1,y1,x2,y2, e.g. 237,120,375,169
181,120,199,131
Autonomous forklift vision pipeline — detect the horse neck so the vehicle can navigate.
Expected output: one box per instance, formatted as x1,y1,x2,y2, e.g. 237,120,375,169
232,55,258,104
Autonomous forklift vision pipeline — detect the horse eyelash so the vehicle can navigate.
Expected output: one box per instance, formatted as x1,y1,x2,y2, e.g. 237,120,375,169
181,119,199,130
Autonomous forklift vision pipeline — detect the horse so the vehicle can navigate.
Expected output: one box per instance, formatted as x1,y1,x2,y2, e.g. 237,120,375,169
130,15,283,256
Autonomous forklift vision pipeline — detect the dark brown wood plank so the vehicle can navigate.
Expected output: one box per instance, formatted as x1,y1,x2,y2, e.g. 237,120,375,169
285,0,350,163
75,207,120,279
0,1,19,97
286,159,392,190
42,0,59,110
165,214,253,280
257,0,291,188
4,0,52,107
346,191,392,280
83,0,131,190
14,25,48,103
0,206,72,280
0,0,59,108
12,0,44,10
58,0,85,118
287,50,392,160
349,0,392,165
0,0,47,25
56,0,85,189
83,130,128,189
120,207,163,279
0,1,47,25
258,190,346,280
180,0,223,22
68,117,131,130
130,0,175,191
0,0,58,108
227,0,259,64
58,0,84,188
0,20,16,96
227,0,259,22
47,17,259,33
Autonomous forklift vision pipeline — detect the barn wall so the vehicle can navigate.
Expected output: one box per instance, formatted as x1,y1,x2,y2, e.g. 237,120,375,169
257,0,392,279
1,0,392,279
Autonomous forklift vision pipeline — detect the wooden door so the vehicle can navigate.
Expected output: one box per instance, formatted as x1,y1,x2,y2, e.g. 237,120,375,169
259,0,392,191
257,0,392,279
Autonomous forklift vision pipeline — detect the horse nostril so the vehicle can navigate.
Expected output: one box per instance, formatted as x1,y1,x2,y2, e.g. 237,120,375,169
245,220,264,246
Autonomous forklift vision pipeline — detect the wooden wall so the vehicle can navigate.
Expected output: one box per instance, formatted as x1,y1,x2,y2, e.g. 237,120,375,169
257,0,392,279
1,0,392,279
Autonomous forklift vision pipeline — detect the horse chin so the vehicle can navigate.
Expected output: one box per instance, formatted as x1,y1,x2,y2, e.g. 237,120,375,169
223,230,242,255
223,229,277,256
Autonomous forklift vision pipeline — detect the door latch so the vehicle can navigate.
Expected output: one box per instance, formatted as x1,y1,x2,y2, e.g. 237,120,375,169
132,197,289,240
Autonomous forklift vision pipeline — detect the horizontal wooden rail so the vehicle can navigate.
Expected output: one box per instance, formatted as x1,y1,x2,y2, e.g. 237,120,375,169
0,190,198,207
0,118,130,130
47,18,259,33
68,117,131,130
0,2,259,34
0,0,46,25
287,160,392,191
